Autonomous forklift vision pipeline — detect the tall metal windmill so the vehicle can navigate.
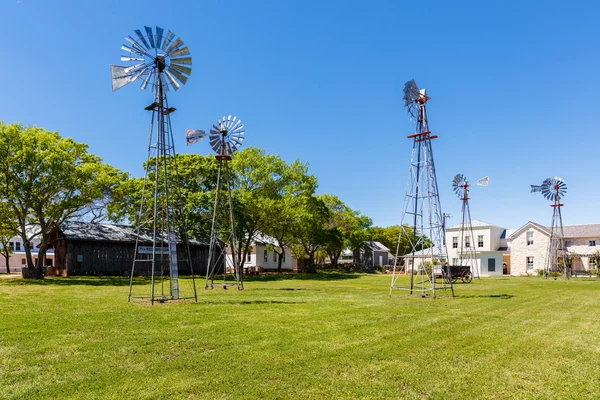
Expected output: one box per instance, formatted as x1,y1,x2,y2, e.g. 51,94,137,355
452,174,479,279
205,115,245,290
111,26,197,303
531,177,569,279
390,80,453,297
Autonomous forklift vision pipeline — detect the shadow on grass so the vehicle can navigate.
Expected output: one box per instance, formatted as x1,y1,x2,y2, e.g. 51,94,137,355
194,299,306,306
459,294,515,299
1,276,134,287
242,271,363,283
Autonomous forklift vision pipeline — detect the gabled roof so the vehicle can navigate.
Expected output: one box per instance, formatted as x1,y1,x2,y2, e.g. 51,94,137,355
560,224,600,238
364,241,390,252
402,246,447,258
58,221,209,246
500,229,516,239
446,220,494,230
509,221,550,239
509,222,600,240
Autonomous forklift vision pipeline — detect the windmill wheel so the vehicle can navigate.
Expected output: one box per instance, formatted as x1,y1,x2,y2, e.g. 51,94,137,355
452,174,468,198
541,177,567,201
209,116,245,155
111,26,192,92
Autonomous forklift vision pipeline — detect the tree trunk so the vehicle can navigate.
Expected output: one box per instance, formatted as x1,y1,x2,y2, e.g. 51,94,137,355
3,254,9,274
277,253,282,274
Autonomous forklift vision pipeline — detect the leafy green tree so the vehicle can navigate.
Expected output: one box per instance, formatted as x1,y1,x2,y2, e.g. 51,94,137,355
289,196,330,272
368,225,418,259
319,194,372,268
0,202,16,273
259,159,318,273
0,122,126,278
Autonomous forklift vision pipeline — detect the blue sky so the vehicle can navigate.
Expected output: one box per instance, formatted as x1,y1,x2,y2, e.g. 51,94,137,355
2,0,599,230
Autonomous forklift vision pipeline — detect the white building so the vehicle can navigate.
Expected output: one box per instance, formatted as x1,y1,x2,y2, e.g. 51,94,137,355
445,220,507,277
508,222,600,276
228,236,296,272
0,235,55,273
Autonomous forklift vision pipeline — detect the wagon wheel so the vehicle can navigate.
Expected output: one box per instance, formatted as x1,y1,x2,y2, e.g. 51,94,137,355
462,270,473,283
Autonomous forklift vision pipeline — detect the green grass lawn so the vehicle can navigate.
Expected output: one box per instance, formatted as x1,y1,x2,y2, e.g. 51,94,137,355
1,273,599,399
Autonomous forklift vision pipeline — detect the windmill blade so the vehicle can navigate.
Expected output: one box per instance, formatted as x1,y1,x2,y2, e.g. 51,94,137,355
124,62,145,73
144,26,155,48
167,66,188,85
161,30,175,50
125,36,150,57
134,29,151,50
171,57,192,65
140,71,153,90
131,67,149,83
121,56,145,62
477,176,489,186
121,44,144,56
169,46,190,58
155,26,164,49
169,63,192,76
110,65,132,92
165,37,184,55
164,70,181,91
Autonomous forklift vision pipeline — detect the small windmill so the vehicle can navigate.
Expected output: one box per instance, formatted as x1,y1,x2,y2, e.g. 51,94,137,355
205,116,245,290
390,80,453,298
451,174,486,280
111,26,197,303
531,177,568,279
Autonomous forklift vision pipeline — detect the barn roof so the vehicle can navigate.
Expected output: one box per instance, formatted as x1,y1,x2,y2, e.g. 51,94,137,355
58,221,209,246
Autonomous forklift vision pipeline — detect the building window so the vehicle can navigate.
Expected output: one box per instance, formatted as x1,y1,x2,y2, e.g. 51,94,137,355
9,242,14,251
273,251,277,262
28,242,33,249
465,236,471,248
589,240,596,247
526,256,534,270
21,258,26,265
488,258,496,272
15,242,21,251
246,253,251,262
527,232,533,246
452,237,458,248
263,250,268,262
565,240,572,247
478,235,484,248
589,258,597,268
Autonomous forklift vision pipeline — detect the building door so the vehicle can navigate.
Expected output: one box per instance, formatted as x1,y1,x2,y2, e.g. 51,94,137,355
488,258,496,272
378,255,383,266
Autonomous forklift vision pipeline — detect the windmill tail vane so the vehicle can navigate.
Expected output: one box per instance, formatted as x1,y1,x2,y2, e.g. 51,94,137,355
531,185,543,193
477,176,489,186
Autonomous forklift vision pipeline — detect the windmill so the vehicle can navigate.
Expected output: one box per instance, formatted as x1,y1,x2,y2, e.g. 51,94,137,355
531,177,568,279
205,115,245,290
390,80,453,297
111,26,197,303
451,174,480,280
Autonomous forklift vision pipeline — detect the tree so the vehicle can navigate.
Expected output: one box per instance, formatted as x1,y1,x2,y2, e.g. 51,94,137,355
0,122,126,278
290,195,330,272
319,194,372,268
259,159,318,273
0,202,16,273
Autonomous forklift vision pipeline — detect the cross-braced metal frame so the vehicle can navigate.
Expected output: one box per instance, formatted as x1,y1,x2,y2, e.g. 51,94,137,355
205,128,243,290
127,72,198,304
391,83,454,298
455,180,479,280
545,187,568,279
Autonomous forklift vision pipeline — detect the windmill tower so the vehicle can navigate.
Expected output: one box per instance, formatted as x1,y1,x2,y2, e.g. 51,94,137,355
531,177,568,279
451,174,480,280
111,26,198,303
390,80,453,297
205,116,246,290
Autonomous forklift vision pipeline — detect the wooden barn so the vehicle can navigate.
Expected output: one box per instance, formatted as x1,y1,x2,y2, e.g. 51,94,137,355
49,221,211,277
